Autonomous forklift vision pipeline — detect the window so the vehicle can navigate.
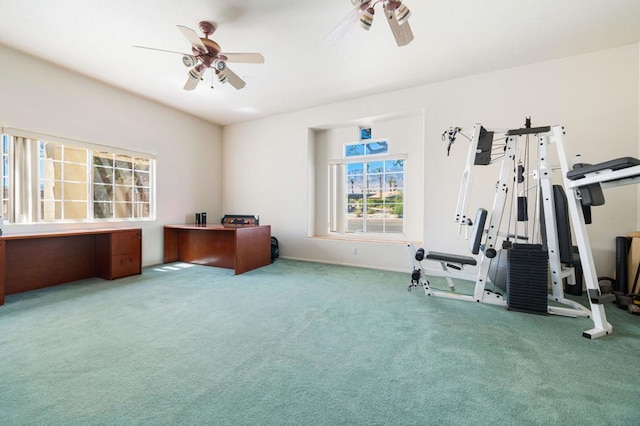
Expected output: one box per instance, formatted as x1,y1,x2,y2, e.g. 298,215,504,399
345,158,404,234
345,140,389,157
93,152,151,219
40,142,89,220
330,137,405,236
1,129,155,223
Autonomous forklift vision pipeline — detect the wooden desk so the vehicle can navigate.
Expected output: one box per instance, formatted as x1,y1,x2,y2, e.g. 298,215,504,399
0,228,142,305
163,224,271,274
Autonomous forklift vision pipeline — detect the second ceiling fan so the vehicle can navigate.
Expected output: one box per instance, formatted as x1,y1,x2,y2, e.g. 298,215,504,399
328,0,414,47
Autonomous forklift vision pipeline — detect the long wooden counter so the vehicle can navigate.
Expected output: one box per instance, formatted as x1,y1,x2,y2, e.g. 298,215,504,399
0,228,142,305
163,224,271,274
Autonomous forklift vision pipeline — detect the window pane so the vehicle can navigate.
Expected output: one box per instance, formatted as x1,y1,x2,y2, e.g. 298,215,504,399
41,201,62,221
44,161,62,180
64,163,87,182
366,198,383,216
134,202,150,218
386,220,403,234
114,168,132,185
385,159,404,172
64,147,86,163
64,182,88,200
345,144,364,157
94,184,113,201
64,201,88,220
93,153,113,167
133,187,149,202
388,203,403,218
134,171,149,187
114,202,131,218
365,217,383,233
114,185,131,203
346,175,363,194
347,193,363,214
347,162,363,175
134,158,150,171
384,173,403,191
384,188,403,203
94,166,112,184
367,174,382,196
115,156,133,170
347,215,363,233
366,161,384,173
94,202,112,218
42,143,62,161
366,141,388,155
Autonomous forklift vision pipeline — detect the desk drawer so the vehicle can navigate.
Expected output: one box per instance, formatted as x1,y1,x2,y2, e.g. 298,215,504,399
111,254,141,279
112,230,141,255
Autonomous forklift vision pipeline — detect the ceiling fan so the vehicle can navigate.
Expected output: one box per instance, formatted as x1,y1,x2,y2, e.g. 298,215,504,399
134,21,264,91
327,0,414,47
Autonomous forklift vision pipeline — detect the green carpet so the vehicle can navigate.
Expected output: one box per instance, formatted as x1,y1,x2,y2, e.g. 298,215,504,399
0,259,638,425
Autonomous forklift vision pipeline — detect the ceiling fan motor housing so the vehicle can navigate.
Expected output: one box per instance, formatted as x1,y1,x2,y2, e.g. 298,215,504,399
198,21,216,37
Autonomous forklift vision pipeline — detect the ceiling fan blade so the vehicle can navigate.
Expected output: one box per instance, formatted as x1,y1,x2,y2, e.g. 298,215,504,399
133,45,188,55
325,2,368,45
183,66,205,90
177,25,207,53
222,67,246,90
385,9,414,47
220,53,265,64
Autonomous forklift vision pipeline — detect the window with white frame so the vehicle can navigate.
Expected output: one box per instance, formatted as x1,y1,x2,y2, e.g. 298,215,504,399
1,129,155,223
329,137,405,236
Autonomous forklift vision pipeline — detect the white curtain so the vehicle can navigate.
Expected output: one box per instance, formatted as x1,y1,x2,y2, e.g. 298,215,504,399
11,136,39,223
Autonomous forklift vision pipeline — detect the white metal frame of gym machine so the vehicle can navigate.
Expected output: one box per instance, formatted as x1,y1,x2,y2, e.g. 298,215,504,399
409,123,617,339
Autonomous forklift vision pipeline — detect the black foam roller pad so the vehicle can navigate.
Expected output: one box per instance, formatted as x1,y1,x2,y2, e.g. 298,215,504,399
517,197,528,221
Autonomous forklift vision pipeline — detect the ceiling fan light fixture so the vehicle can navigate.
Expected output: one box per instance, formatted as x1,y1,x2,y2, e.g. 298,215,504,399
216,69,228,84
182,55,197,67
188,64,205,81
395,3,411,25
213,59,226,71
359,7,375,31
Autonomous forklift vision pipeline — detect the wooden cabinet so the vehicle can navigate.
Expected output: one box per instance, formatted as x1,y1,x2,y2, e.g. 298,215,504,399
97,229,142,279
1,228,142,306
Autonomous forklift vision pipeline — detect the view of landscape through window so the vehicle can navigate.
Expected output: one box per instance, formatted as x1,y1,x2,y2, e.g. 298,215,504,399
343,139,404,235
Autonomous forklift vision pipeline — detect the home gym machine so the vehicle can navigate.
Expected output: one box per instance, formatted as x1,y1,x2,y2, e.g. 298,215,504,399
409,121,640,339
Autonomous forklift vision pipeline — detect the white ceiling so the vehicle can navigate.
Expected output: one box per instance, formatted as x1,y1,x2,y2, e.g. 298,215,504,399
1,0,639,126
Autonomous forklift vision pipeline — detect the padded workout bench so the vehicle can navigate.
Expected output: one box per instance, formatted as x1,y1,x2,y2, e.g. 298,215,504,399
409,208,492,299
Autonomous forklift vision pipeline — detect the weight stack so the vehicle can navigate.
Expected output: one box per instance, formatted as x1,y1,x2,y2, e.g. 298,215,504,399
507,244,549,315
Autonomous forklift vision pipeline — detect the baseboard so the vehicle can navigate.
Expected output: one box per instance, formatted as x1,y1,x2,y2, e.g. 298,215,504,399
279,256,407,273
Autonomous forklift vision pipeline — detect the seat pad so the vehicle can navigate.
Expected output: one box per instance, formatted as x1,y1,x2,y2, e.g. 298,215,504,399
426,251,477,266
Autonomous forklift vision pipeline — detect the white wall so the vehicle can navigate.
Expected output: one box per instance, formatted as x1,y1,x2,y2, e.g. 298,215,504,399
223,43,640,275
0,44,223,266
